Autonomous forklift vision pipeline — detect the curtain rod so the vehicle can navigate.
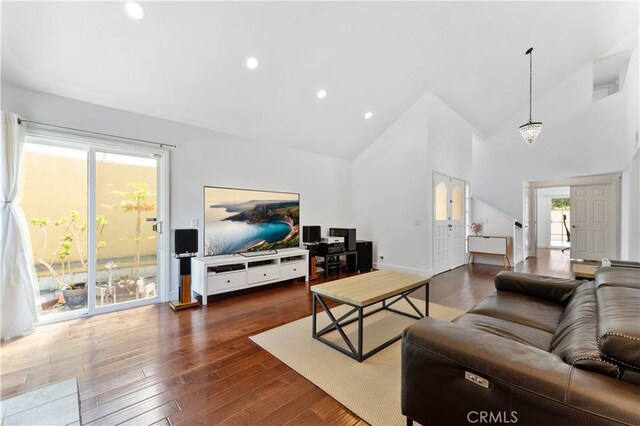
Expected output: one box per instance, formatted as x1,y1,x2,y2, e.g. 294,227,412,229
17,118,177,149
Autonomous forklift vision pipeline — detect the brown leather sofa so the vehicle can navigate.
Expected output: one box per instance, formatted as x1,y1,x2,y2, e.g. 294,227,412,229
401,267,640,425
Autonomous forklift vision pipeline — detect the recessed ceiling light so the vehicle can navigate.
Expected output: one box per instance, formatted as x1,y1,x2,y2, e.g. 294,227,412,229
124,1,145,20
316,89,327,99
364,111,373,120
246,57,260,70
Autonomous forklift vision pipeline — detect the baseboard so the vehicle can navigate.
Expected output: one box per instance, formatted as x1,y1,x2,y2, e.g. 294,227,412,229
373,263,432,277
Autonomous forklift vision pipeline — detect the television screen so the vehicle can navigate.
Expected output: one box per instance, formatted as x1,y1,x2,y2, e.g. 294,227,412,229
204,186,300,256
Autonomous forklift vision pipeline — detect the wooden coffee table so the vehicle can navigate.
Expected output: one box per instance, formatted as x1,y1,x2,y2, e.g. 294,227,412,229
311,270,430,362
573,263,598,279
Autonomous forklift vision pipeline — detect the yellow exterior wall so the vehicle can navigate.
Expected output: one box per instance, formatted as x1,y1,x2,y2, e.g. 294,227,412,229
20,151,158,272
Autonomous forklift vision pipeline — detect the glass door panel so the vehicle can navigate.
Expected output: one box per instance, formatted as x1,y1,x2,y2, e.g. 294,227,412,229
95,151,159,307
20,142,89,317
550,197,570,249
435,182,448,221
452,186,463,220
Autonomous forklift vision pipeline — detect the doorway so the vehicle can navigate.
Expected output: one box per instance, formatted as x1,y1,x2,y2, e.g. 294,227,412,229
536,187,570,251
527,174,619,262
19,132,169,321
432,172,467,275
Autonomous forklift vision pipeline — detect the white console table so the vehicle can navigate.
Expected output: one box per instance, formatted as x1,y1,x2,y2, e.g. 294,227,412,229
468,236,511,268
191,248,309,305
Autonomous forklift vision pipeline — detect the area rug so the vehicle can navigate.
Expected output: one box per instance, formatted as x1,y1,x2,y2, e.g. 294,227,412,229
250,299,464,426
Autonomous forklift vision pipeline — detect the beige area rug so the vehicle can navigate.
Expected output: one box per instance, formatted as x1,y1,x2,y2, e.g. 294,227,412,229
250,299,464,426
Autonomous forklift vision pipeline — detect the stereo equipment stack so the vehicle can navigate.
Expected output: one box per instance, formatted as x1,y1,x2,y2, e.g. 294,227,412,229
329,228,357,251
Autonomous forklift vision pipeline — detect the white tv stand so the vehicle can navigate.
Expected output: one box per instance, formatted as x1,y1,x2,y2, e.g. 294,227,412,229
191,248,309,305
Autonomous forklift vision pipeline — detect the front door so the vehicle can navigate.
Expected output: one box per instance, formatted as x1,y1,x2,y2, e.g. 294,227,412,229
570,184,611,260
433,173,466,275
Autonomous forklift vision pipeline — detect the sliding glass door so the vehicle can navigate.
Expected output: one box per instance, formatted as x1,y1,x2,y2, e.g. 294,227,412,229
21,142,90,316
93,150,160,311
20,133,168,320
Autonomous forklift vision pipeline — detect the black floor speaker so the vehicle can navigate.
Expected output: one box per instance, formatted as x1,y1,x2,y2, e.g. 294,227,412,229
174,229,198,255
356,240,373,271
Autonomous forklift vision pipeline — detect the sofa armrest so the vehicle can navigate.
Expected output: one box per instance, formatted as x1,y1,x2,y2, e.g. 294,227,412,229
495,271,584,304
402,318,640,425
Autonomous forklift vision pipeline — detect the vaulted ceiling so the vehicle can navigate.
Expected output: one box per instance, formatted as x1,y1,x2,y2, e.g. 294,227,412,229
2,1,637,160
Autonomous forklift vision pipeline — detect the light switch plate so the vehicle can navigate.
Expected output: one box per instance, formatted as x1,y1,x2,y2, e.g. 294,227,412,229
191,218,199,228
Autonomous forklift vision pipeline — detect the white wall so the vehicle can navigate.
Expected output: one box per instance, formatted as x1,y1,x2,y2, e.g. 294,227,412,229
351,92,476,276
535,186,570,248
471,198,517,265
620,150,640,261
473,41,639,222
2,84,354,299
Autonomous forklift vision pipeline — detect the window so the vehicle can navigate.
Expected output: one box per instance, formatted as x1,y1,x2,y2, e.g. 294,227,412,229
452,186,463,221
435,182,448,221
593,50,632,101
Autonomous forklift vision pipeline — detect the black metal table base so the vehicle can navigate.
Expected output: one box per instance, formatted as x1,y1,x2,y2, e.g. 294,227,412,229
312,283,429,362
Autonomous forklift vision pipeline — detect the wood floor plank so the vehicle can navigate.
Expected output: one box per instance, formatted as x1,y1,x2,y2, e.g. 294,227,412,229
257,386,327,426
84,392,176,426
118,400,180,426
285,409,325,425
319,407,361,426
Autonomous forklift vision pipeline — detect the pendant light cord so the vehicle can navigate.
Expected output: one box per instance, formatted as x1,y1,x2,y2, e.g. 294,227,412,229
528,49,533,123
523,46,538,126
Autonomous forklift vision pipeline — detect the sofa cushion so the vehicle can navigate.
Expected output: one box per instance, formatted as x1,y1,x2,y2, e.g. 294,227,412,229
550,282,619,377
453,313,554,351
596,284,640,370
495,271,583,304
467,291,564,333
595,266,640,289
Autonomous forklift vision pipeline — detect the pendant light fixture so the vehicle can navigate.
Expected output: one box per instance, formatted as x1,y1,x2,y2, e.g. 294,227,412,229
519,47,543,145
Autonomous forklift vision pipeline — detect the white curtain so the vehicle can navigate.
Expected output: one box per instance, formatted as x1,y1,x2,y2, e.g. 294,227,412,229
1,111,38,339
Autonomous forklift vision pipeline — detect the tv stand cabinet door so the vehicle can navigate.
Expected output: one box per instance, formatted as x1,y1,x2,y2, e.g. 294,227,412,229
468,236,486,253
208,271,248,294
280,261,307,280
247,265,280,285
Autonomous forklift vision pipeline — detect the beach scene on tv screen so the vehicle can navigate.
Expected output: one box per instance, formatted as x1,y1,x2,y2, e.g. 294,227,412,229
204,187,300,256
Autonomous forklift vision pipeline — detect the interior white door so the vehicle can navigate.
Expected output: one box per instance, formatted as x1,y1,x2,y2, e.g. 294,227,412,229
570,185,610,260
523,182,537,259
433,174,450,275
433,173,466,275
449,178,466,269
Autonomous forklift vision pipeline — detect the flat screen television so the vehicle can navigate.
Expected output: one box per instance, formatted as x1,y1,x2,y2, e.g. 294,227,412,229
204,186,300,256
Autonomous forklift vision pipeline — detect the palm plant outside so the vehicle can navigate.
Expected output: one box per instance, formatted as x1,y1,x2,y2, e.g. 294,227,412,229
111,182,156,281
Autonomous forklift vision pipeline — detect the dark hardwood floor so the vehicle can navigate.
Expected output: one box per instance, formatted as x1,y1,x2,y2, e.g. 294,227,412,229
0,249,571,425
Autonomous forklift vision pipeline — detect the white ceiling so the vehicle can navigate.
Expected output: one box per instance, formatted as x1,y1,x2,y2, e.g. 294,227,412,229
2,1,638,160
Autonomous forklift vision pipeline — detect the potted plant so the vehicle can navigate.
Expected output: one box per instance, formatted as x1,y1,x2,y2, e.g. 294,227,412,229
31,211,108,309
470,222,483,236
